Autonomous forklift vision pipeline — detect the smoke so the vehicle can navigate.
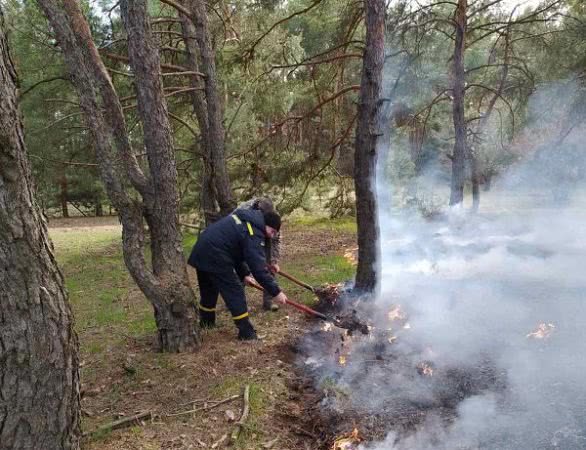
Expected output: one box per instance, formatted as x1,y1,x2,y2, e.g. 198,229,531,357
360,78,586,449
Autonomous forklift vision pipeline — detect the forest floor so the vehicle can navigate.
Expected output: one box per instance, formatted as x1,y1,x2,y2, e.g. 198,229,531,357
49,215,357,450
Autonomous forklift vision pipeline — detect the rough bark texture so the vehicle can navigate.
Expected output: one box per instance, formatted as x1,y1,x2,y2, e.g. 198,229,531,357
60,172,69,217
449,0,467,206
178,10,220,225
36,0,200,352
120,0,200,350
353,0,384,293
0,10,81,449
187,0,235,217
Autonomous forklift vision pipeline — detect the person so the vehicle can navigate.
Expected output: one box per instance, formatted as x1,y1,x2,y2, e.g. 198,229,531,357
187,208,288,340
236,197,281,311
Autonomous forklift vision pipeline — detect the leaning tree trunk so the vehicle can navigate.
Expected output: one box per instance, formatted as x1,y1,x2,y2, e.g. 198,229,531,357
119,0,200,349
0,10,81,448
353,0,385,293
36,0,200,352
449,0,467,207
178,10,220,225
187,0,235,217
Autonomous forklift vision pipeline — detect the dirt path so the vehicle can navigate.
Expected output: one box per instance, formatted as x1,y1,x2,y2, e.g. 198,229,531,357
76,223,356,449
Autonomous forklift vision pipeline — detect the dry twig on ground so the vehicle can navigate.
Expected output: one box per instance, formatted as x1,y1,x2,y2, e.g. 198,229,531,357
230,384,251,443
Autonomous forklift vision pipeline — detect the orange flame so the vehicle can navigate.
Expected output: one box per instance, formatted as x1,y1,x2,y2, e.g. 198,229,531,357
417,362,434,377
387,305,405,322
338,355,347,366
332,428,361,450
526,322,555,339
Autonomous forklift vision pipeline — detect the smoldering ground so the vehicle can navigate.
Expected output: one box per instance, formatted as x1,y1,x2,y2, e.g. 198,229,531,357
299,78,586,449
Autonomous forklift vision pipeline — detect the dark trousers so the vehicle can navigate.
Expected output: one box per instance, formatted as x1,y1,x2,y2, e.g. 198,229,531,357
196,269,249,321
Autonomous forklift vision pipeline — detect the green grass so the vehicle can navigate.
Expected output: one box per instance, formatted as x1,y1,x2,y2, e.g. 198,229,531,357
50,228,151,358
50,223,354,350
210,376,279,449
288,215,357,233
280,254,355,305
182,232,198,256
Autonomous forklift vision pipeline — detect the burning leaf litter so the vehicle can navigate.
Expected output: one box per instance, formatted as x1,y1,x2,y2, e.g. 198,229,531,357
526,322,556,339
387,305,405,322
416,361,434,377
332,428,361,450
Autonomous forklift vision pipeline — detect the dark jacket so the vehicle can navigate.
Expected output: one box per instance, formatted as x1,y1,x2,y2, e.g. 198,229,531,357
188,209,281,297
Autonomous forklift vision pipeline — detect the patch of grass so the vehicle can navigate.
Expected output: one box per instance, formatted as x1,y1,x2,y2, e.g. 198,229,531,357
182,232,197,257
127,309,157,337
280,254,355,305
84,340,106,355
288,215,357,233
233,383,269,449
320,377,350,400
210,376,281,449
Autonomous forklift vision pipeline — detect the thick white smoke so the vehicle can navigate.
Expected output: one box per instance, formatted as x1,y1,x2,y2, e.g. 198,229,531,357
364,79,586,449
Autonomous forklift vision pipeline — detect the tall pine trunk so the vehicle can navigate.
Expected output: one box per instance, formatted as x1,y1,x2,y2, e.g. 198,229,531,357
37,0,200,352
0,10,81,448
185,0,235,218
449,0,467,207
178,10,221,225
353,0,385,293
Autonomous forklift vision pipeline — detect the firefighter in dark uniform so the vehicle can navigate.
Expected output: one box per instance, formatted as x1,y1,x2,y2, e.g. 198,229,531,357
187,209,288,340
235,197,282,311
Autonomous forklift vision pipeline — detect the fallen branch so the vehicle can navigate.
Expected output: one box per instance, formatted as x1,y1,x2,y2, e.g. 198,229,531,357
179,222,201,231
84,411,151,437
230,385,250,443
167,394,240,417
291,425,317,439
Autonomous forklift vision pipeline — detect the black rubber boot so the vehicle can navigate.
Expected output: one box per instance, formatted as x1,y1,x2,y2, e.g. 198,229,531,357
262,301,279,312
235,317,258,341
262,294,279,312
199,310,216,329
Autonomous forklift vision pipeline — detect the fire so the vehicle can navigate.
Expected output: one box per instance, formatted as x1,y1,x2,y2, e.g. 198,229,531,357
338,355,347,366
387,305,405,322
322,322,333,332
417,362,434,377
332,428,361,450
526,322,555,339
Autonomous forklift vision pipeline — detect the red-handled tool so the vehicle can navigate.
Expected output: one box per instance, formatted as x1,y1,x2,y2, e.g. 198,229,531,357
248,281,335,324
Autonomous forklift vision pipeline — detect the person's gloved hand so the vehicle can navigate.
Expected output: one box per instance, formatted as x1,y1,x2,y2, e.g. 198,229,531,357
243,275,256,287
273,292,288,305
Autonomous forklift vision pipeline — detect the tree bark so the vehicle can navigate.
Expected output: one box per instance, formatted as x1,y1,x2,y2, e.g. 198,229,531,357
353,0,384,293
95,199,103,216
36,0,200,352
178,9,220,225
60,172,69,217
186,0,235,216
0,10,81,448
120,0,200,350
449,0,467,207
